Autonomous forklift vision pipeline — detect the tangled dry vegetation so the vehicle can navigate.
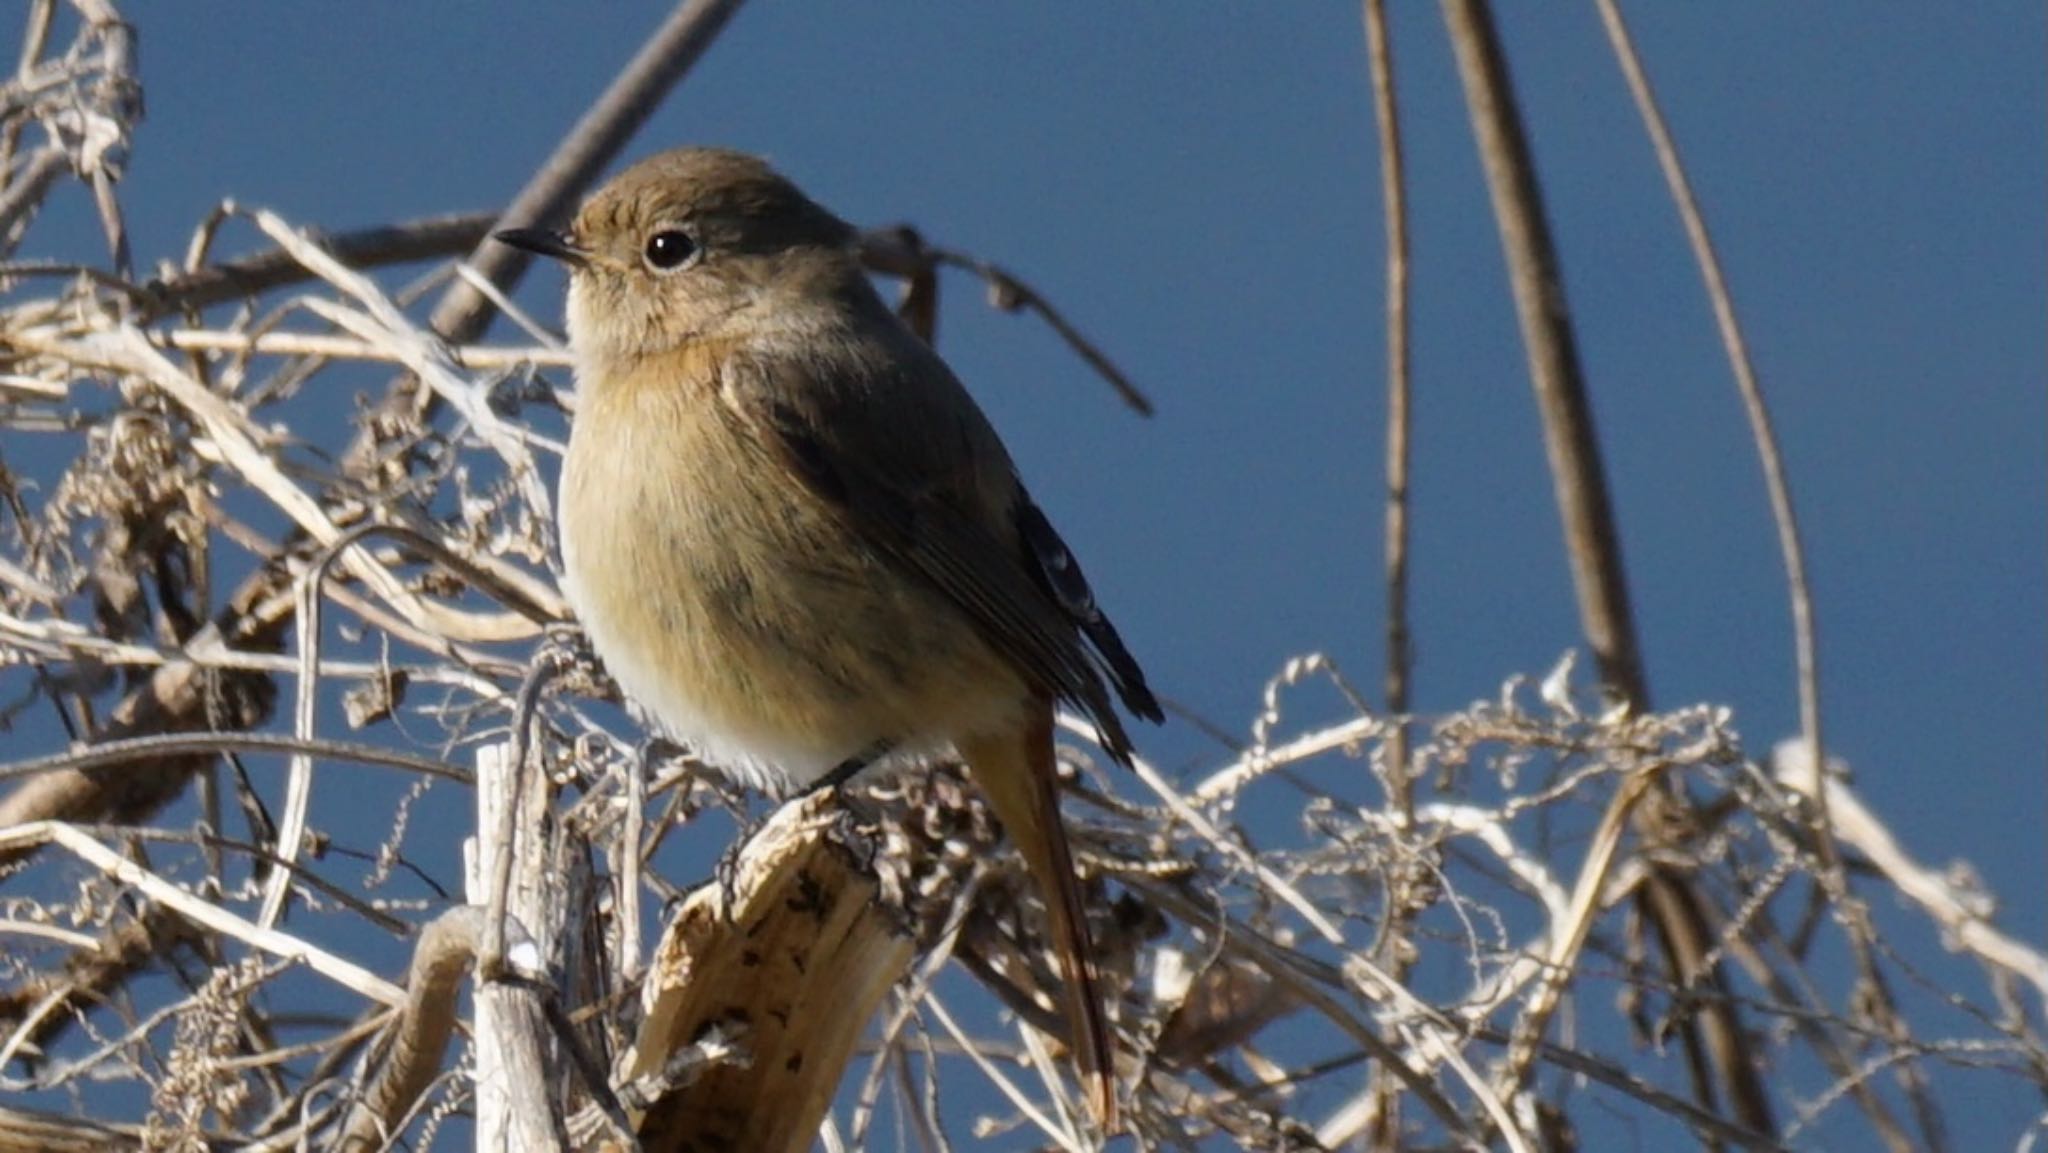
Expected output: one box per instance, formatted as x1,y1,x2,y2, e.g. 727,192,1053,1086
1,3,2044,1151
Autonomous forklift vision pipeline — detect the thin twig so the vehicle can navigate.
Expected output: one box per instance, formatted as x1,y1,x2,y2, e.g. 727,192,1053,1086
143,212,496,316
1363,0,1414,801
158,327,571,370
436,0,748,344
920,243,1155,417
0,731,469,788
0,821,405,1005
1362,3,1418,1140
1589,0,1831,873
1437,1,1775,1138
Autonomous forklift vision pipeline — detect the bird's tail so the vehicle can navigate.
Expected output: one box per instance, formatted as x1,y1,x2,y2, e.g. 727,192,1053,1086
960,711,1119,1132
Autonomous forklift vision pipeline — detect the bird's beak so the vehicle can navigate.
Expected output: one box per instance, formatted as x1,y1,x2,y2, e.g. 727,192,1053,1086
495,226,589,266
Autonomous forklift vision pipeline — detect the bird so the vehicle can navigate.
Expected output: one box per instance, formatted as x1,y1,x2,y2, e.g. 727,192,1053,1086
497,147,1162,1129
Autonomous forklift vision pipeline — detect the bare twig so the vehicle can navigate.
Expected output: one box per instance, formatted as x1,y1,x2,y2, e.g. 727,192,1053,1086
858,226,1155,417
1591,0,1830,870
438,0,748,345
466,742,572,1150
335,906,488,1152
1362,0,1414,797
1772,744,2048,1006
160,326,570,369
0,821,405,1005
0,1105,143,1153
1437,1,1775,1138
144,212,497,316
1362,3,1417,1140
930,244,1155,417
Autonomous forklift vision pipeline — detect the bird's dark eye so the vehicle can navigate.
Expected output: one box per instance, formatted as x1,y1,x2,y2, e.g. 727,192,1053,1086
643,229,697,271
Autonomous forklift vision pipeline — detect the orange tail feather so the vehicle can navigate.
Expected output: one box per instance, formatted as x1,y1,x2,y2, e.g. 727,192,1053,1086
960,709,1119,1131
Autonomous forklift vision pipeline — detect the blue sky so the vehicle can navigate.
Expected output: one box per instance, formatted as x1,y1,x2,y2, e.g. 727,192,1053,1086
13,4,2044,1147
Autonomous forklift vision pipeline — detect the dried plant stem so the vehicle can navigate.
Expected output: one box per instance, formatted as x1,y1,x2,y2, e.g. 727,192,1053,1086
0,821,405,1005
1364,0,1414,797
161,325,571,369
1360,7,1419,1144
1590,8,1918,1148
145,212,496,316
433,0,748,345
336,906,489,1152
1437,0,1774,1140
1773,753,2048,1005
1589,0,1830,863
1438,0,1641,699
466,742,572,1151
0,1104,142,1153
0,730,467,790
1495,757,1664,1098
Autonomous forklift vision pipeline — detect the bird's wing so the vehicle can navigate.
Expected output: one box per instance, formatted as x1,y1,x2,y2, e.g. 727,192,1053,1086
1012,495,1162,727
715,338,1154,760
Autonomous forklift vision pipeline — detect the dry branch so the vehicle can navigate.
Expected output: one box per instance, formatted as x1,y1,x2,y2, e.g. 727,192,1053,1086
626,792,916,1152
467,743,574,1151
0,1104,143,1153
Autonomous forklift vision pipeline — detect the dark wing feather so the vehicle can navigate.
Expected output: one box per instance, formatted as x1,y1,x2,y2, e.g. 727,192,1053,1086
719,340,1154,759
1014,496,1163,728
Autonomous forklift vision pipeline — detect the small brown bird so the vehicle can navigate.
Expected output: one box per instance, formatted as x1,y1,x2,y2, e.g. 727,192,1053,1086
498,148,1160,1127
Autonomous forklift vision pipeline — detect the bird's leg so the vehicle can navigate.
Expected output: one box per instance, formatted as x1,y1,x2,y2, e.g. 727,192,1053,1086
809,739,896,797
707,741,898,914
632,733,690,784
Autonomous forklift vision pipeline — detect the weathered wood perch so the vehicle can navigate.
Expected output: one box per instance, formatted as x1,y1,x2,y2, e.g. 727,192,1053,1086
623,790,917,1153
321,752,925,1153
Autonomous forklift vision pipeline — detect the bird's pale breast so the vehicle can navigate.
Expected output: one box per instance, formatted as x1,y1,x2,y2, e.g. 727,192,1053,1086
560,357,1027,791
